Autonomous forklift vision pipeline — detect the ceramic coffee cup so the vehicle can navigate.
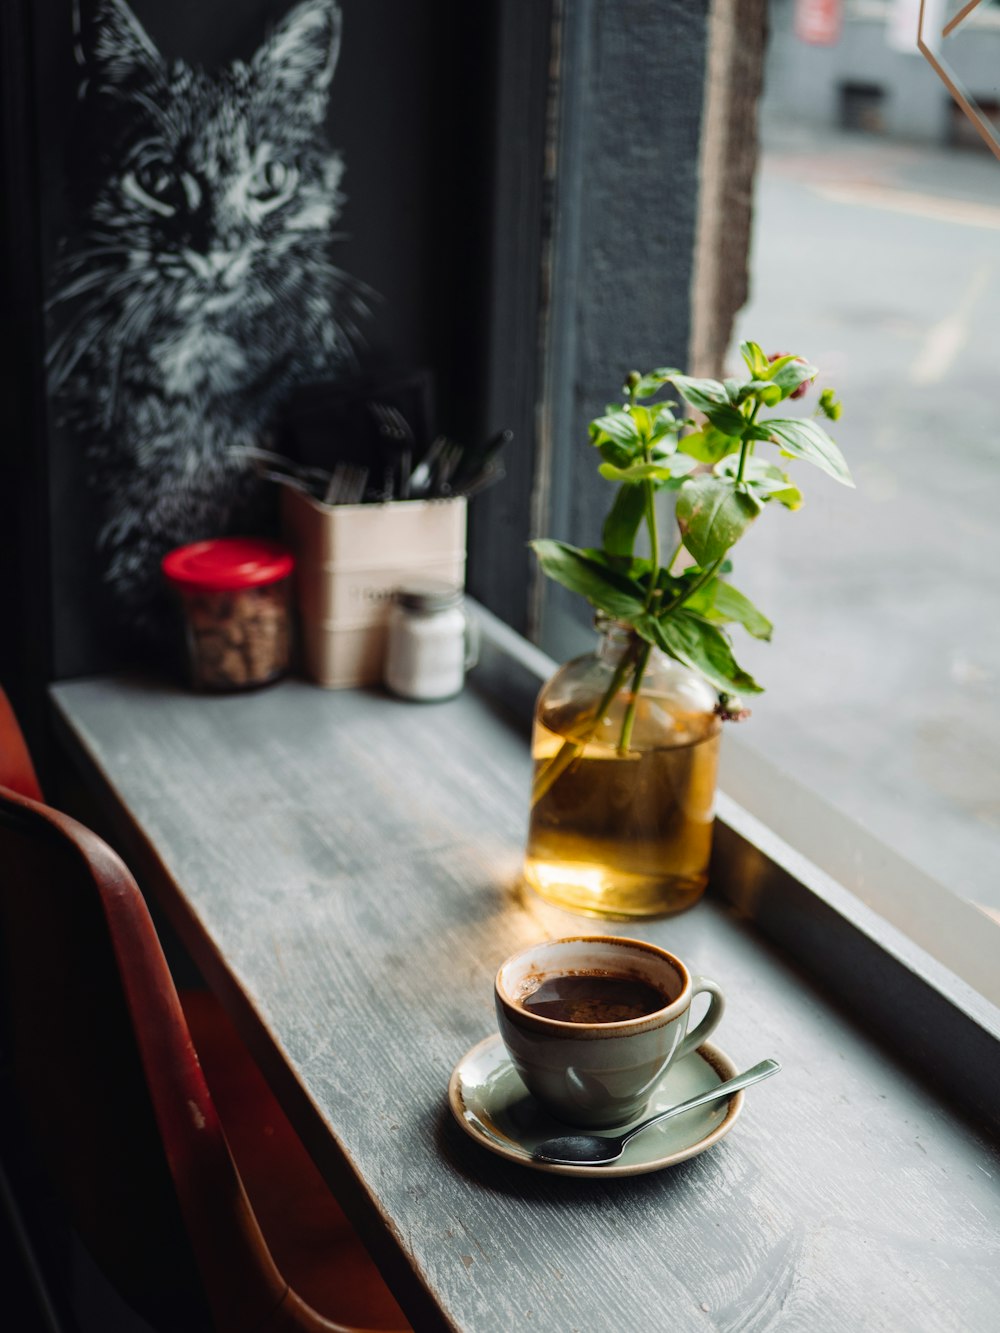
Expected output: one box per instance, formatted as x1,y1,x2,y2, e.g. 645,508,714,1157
494,936,724,1127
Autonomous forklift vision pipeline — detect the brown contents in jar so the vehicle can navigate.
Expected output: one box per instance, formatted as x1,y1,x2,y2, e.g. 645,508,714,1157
184,583,290,689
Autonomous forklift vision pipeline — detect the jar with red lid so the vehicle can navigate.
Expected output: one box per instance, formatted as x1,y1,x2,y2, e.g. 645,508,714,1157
162,538,295,691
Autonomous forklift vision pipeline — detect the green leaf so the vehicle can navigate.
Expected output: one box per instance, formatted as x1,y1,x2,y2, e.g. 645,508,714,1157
589,410,642,449
709,582,773,640
736,378,783,407
602,484,647,557
675,475,761,564
768,485,804,509
662,452,697,477
581,548,652,582
596,438,632,470
628,368,678,399
739,341,770,378
628,404,656,440
705,402,750,437
769,358,817,396
716,455,803,508
529,540,647,621
599,451,698,485
598,461,677,484
680,575,771,639
636,610,763,694
678,426,740,465
818,387,842,421
668,374,731,414
649,404,680,444
765,417,854,486
742,421,781,444
762,353,798,377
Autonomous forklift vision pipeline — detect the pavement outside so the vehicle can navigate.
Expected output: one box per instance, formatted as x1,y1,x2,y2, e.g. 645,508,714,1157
726,118,1000,917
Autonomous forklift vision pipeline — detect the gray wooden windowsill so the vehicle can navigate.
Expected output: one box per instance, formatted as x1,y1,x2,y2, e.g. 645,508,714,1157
50,667,1000,1333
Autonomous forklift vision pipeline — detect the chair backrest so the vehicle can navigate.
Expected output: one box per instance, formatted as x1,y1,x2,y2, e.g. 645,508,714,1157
0,686,43,801
0,786,297,1332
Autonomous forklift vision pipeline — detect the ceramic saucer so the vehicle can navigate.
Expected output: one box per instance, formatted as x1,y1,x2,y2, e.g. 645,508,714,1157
448,1033,742,1178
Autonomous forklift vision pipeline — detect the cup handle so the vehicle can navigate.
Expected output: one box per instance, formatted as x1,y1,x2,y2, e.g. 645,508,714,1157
677,976,725,1059
463,607,481,671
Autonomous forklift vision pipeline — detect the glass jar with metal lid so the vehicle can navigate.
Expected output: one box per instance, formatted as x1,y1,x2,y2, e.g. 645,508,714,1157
383,582,478,701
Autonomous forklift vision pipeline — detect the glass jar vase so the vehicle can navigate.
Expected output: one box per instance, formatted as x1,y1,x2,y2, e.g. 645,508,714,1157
523,618,721,919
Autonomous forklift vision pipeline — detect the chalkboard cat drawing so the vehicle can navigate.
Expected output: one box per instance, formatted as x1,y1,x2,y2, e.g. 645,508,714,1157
47,0,361,626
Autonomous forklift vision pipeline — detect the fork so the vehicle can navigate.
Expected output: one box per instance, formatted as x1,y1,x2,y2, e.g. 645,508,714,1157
324,462,369,505
368,402,415,499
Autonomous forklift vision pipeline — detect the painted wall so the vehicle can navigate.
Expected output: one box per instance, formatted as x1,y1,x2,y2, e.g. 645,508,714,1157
538,0,712,656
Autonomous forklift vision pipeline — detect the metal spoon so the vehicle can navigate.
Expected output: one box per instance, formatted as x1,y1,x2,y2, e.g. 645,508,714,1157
531,1058,781,1166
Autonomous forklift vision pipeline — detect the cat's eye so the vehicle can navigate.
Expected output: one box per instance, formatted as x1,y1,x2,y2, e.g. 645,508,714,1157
247,159,297,209
122,160,185,218
137,161,173,198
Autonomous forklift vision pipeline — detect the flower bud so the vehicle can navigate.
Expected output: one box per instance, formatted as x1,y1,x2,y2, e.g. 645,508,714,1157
715,693,752,722
768,351,812,399
819,387,842,421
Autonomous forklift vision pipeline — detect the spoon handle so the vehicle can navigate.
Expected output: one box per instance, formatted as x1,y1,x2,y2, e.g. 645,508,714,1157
620,1058,781,1147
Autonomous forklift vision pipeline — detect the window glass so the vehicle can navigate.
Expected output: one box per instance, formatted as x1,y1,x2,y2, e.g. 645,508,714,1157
724,3,1000,925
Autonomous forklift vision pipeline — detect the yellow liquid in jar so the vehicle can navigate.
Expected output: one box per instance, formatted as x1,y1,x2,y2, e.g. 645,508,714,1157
523,705,720,919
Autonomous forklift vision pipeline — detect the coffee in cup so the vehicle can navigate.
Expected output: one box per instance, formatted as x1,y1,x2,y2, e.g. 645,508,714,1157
495,935,724,1127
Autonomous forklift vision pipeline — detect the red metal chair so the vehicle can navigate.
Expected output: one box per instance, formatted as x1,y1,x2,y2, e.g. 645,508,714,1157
0,687,43,802
0,690,408,1333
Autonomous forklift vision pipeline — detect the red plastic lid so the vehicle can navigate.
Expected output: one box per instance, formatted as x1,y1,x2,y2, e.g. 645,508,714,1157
161,538,294,592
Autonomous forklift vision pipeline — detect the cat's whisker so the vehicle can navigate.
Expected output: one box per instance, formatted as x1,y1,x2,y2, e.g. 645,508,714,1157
47,303,111,378
50,267,145,315
104,296,158,430
52,251,132,278
47,268,121,308
52,241,133,264
49,274,150,389
325,319,362,368
48,318,106,389
316,266,378,322
326,303,366,347
46,275,148,368
307,272,371,341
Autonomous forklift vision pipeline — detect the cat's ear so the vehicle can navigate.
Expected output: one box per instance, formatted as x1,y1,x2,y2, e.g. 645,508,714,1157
85,0,165,88
253,0,342,121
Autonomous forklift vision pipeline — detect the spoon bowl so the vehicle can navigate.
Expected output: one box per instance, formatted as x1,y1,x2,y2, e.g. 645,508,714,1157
531,1058,780,1166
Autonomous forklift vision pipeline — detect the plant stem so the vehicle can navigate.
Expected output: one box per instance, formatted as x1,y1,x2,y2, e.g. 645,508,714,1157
617,641,651,756
643,481,660,604
735,401,760,485
618,396,757,754
618,424,663,752
530,638,640,806
664,540,683,575
659,555,724,618
613,555,722,760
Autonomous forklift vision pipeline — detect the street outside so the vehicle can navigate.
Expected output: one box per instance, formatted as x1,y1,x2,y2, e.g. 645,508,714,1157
725,117,1000,916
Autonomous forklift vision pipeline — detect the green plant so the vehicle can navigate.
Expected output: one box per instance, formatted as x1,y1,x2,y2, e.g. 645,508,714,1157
530,341,852,789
